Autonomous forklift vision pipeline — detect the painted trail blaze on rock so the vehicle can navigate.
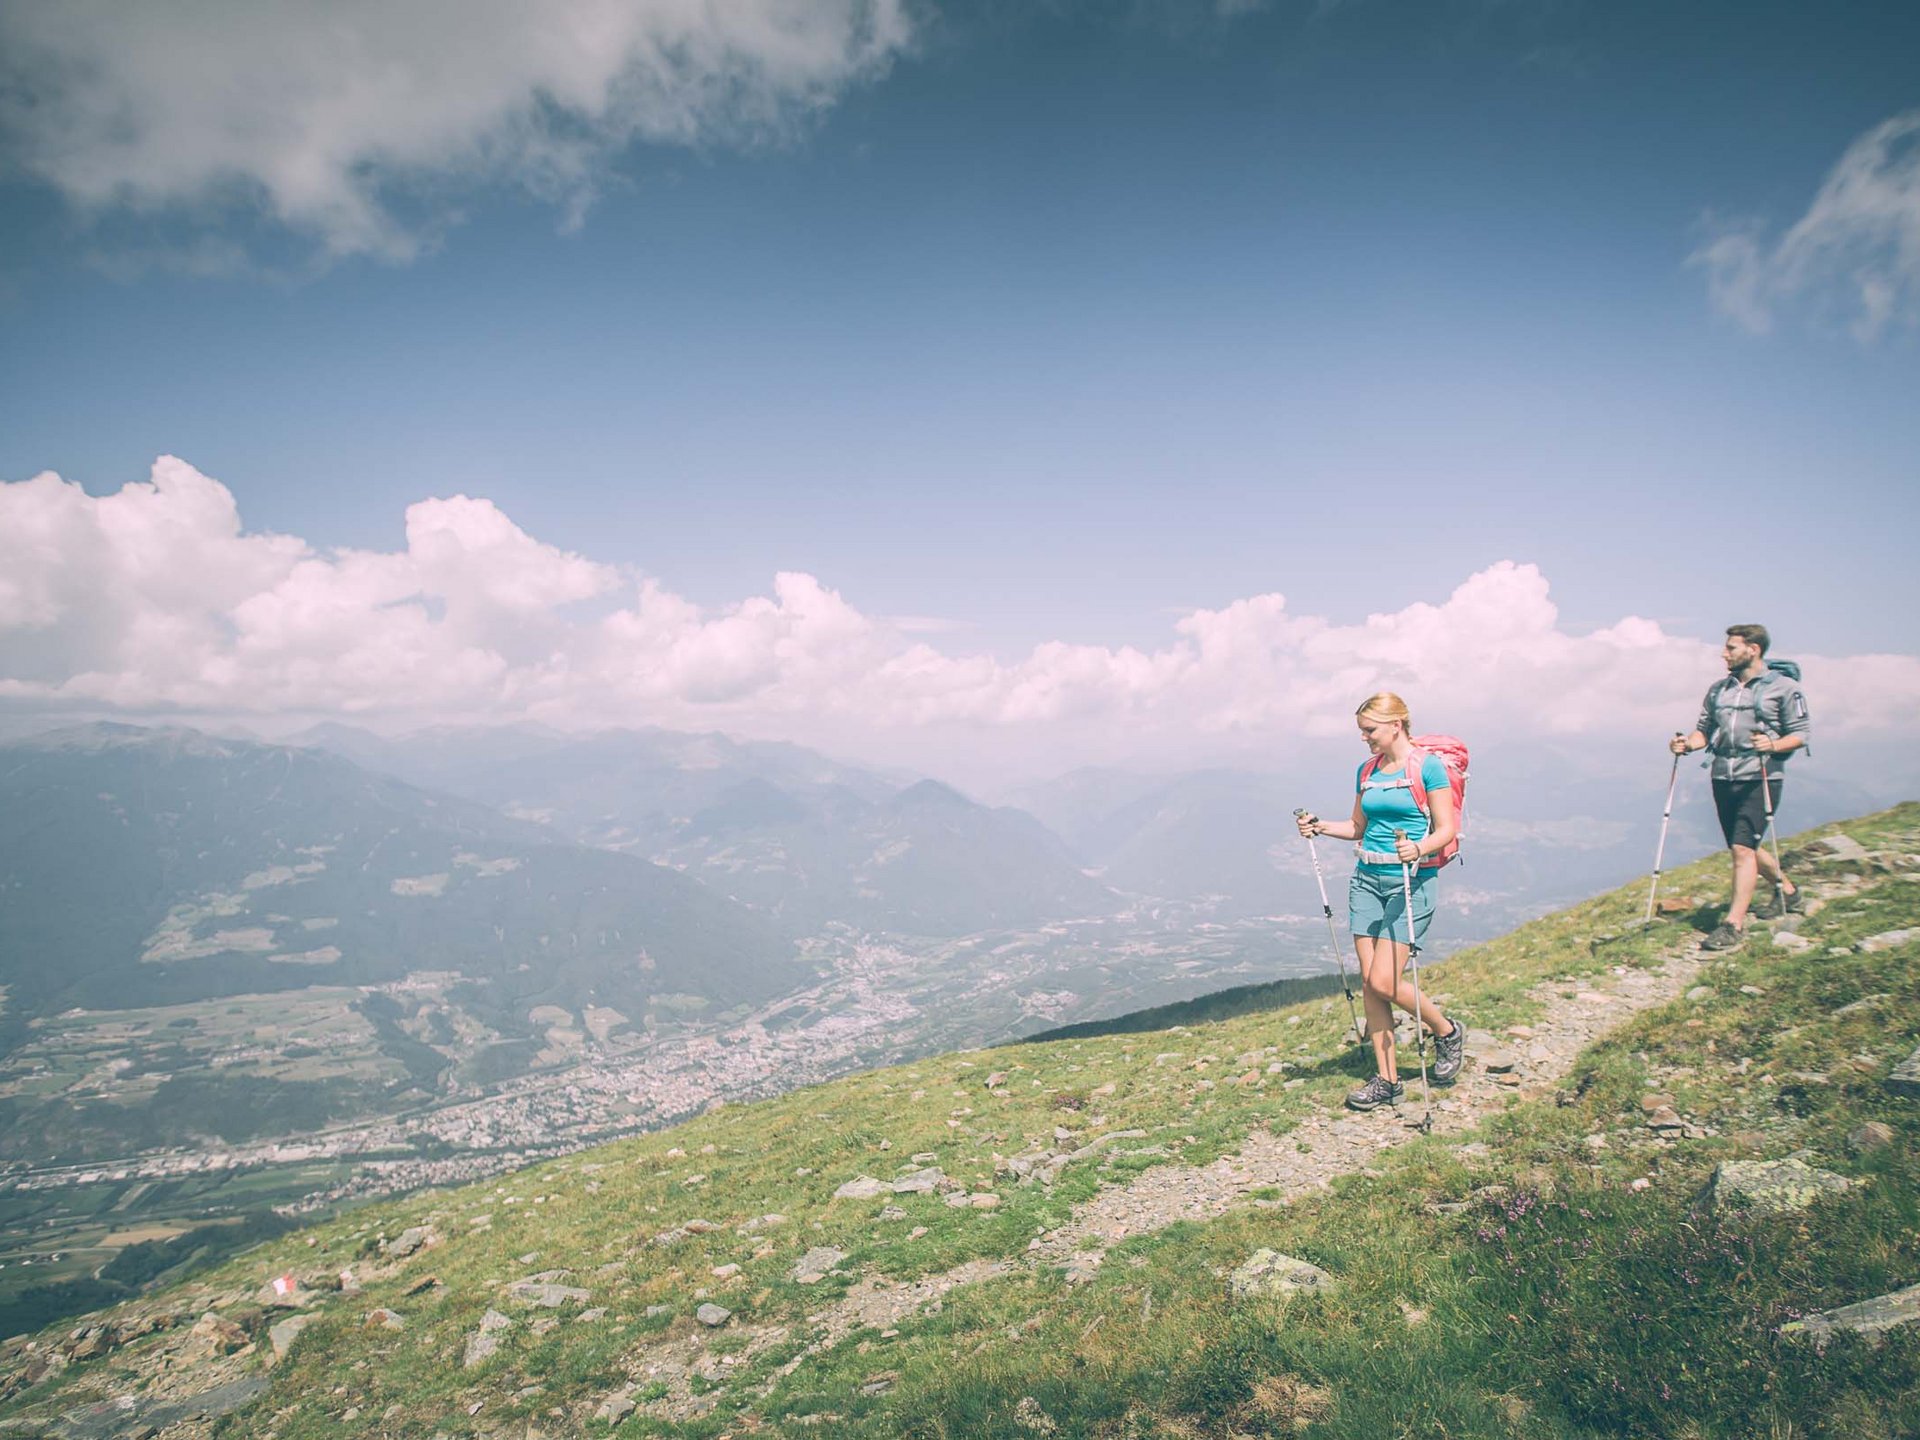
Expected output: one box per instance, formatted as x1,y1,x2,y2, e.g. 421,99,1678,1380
1702,1157,1851,1216
1227,1249,1337,1298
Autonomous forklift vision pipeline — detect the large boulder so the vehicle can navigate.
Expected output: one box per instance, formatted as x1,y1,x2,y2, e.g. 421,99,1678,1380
1701,1157,1851,1216
1785,1282,1920,1350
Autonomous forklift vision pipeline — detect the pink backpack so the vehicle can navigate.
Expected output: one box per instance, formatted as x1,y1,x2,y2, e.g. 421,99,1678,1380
1359,735,1470,869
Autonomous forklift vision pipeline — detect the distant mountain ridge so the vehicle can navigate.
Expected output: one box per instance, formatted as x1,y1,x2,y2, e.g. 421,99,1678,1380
0,722,795,1025
292,724,1117,936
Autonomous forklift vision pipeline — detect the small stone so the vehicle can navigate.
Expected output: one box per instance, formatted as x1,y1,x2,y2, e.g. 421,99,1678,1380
695,1303,732,1328
268,1314,316,1362
986,1071,1009,1087
1815,833,1870,860
1644,1106,1685,1132
504,1281,590,1308
1887,1046,1920,1097
1773,931,1813,952
834,1176,890,1200
1686,986,1715,1002
1227,1249,1337,1298
1849,1121,1896,1154
1631,1177,1652,1192
1481,1050,1519,1074
970,1192,1002,1209
792,1246,846,1284
1639,1094,1675,1112
644,1304,673,1319
384,1225,434,1259
365,1308,406,1331
1857,929,1917,953
890,1167,947,1195
596,1389,638,1424
711,1263,741,1279
1739,985,1765,997
1014,1395,1058,1434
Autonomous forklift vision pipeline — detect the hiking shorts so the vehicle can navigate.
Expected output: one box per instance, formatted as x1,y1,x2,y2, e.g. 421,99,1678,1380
1713,776,1783,851
1349,866,1435,947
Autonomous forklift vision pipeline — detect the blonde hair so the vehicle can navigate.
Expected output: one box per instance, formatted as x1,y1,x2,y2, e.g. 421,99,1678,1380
1355,691,1412,733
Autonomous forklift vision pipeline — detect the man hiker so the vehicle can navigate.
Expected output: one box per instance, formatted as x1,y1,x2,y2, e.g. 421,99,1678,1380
1670,623,1811,950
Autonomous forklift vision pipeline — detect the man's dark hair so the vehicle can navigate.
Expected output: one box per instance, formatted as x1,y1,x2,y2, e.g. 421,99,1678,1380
1727,623,1770,655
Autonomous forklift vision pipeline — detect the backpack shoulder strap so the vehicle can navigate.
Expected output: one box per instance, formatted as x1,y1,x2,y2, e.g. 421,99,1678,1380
1403,746,1430,816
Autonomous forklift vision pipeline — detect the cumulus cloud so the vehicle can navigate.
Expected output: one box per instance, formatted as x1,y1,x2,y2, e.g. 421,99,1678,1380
1695,109,1920,340
0,0,913,266
4,458,1915,771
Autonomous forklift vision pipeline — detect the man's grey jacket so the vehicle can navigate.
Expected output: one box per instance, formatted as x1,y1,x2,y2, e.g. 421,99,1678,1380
1697,669,1812,782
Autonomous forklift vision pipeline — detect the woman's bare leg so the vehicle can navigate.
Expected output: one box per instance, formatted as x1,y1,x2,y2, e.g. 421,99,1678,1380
1356,937,1399,1082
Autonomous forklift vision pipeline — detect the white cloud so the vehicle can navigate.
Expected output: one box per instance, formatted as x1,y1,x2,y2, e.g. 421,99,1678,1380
5,458,1916,775
1695,109,1920,340
0,0,913,266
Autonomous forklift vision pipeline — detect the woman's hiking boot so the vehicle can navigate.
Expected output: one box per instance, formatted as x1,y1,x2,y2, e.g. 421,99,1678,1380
1701,921,1745,951
1345,1075,1404,1112
1432,1020,1466,1084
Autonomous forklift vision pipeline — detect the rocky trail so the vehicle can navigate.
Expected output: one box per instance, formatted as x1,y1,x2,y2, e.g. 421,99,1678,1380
621,895,1756,1421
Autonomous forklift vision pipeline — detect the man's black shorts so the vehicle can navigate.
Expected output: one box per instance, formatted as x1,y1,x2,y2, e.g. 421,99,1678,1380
1713,777,1783,850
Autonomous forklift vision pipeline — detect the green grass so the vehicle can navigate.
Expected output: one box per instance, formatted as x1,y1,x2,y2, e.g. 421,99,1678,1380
4,806,1919,1438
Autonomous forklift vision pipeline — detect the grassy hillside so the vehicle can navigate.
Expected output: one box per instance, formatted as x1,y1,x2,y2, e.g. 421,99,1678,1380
4,807,1919,1438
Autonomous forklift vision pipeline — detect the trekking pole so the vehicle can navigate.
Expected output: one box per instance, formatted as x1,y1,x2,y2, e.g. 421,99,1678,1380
1395,830,1433,1134
1294,810,1363,1043
1757,736,1784,875
1645,735,1685,924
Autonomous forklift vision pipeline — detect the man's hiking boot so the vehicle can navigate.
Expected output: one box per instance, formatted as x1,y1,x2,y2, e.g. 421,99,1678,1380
1431,1020,1466,1084
1700,922,1745,951
1784,885,1809,915
1346,1075,1404,1112
1752,888,1785,921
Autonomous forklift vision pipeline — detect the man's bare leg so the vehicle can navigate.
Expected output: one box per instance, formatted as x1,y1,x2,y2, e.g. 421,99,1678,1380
1728,844,1760,929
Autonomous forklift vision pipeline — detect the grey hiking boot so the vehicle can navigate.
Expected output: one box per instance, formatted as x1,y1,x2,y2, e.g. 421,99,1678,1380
1783,885,1809,915
1431,1020,1466,1084
1700,922,1745,951
1345,1075,1404,1112
1752,888,1785,921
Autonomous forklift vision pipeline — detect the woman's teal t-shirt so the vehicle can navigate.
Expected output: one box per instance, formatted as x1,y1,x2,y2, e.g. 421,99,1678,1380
1355,753,1451,872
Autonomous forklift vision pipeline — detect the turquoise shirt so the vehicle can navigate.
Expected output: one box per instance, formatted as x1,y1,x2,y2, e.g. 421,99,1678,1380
1356,754,1451,873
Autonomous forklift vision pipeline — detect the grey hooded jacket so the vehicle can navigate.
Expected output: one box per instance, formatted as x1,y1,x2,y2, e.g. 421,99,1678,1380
1697,668,1811,782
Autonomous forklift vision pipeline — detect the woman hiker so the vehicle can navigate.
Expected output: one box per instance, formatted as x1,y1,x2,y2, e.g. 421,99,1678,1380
1295,692,1466,1111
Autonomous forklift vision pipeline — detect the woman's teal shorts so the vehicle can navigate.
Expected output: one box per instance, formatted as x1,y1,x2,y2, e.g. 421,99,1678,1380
1349,865,1436,946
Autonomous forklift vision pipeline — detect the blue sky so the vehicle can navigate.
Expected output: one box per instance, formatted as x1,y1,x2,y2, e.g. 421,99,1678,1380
0,0,1916,774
